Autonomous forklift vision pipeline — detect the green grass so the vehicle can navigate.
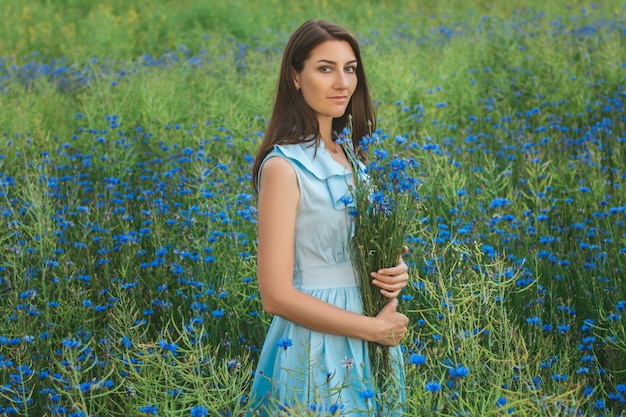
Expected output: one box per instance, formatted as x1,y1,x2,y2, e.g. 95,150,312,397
1,0,625,415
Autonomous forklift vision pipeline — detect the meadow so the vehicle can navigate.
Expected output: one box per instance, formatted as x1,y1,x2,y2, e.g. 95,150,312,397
0,0,625,415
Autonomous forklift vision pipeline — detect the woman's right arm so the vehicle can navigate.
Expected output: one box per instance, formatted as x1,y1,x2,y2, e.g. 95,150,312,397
256,156,408,346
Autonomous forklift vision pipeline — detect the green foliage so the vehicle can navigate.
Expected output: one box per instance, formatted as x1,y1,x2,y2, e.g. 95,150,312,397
1,0,625,415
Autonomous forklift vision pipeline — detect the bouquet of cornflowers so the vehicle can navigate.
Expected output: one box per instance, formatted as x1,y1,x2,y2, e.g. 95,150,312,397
339,125,421,414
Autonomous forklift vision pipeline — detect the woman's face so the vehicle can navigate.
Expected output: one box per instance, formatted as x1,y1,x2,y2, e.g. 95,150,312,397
293,40,358,125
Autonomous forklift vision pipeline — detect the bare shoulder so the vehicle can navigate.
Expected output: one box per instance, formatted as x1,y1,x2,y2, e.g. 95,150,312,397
261,155,295,175
258,156,300,227
259,156,299,193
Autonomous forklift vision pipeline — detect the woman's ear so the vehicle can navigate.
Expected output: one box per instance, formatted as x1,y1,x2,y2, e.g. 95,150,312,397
292,69,300,91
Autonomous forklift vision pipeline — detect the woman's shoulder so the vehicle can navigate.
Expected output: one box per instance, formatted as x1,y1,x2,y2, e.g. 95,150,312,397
259,155,298,187
258,144,305,187
261,152,296,172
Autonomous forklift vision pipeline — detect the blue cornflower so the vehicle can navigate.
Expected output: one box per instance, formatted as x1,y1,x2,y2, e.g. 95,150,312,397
557,324,570,333
581,318,595,332
358,135,372,151
593,399,605,410
529,376,542,390
227,359,240,373
19,289,37,299
481,244,496,258
449,365,469,378
189,405,208,417
425,381,441,392
359,388,375,400
80,381,93,392
276,338,292,350
582,336,596,344
62,338,81,349
373,148,388,160
388,156,408,172
168,389,182,397
326,403,343,414
370,190,389,211
580,354,595,363
339,194,354,206
409,353,426,366
120,336,132,349
159,340,178,353
139,404,158,415
488,197,511,210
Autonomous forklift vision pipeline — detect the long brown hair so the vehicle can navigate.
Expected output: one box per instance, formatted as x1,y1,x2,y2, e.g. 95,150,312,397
252,19,376,191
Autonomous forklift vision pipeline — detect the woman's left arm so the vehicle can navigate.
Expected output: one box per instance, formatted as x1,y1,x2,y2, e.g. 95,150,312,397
371,246,410,298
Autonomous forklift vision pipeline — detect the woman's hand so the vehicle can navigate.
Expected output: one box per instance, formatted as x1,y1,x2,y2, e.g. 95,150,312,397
372,298,409,346
371,246,409,299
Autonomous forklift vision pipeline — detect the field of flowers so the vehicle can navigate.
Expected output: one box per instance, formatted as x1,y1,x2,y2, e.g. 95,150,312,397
1,0,625,415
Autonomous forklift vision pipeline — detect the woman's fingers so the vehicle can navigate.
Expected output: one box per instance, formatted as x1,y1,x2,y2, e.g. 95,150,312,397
375,299,409,345
371,271,408,288
372,278,406,292
372,275,406,298
373,262,408,276
379,288,401,299
370,248,411,298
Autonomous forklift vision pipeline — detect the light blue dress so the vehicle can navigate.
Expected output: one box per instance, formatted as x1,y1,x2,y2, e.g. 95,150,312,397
248,141,404,416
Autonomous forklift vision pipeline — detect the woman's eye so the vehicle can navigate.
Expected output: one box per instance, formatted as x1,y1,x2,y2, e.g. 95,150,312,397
345,66,357,73
319,66,333,73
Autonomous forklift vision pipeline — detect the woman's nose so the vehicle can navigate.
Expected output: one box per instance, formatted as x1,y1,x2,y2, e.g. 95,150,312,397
334,72,348,89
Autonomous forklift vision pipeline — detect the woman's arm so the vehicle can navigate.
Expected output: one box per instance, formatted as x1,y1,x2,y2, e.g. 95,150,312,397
257,156,408,346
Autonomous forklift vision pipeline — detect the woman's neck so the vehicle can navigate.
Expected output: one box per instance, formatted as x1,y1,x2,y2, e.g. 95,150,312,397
318,117,334,148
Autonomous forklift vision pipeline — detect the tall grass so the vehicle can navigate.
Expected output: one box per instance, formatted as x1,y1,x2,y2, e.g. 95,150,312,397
1,0,625,415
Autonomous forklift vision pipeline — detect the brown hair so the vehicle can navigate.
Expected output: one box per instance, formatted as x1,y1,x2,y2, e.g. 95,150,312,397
251,19,376,191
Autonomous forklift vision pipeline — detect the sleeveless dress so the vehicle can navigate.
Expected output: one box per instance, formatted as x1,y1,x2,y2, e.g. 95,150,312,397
248,140,405,416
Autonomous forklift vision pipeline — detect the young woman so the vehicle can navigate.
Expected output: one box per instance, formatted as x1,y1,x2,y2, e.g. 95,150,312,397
248,20,409,415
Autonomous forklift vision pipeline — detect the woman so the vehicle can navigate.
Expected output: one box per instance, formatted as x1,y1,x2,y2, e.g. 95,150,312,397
249,20,409,415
